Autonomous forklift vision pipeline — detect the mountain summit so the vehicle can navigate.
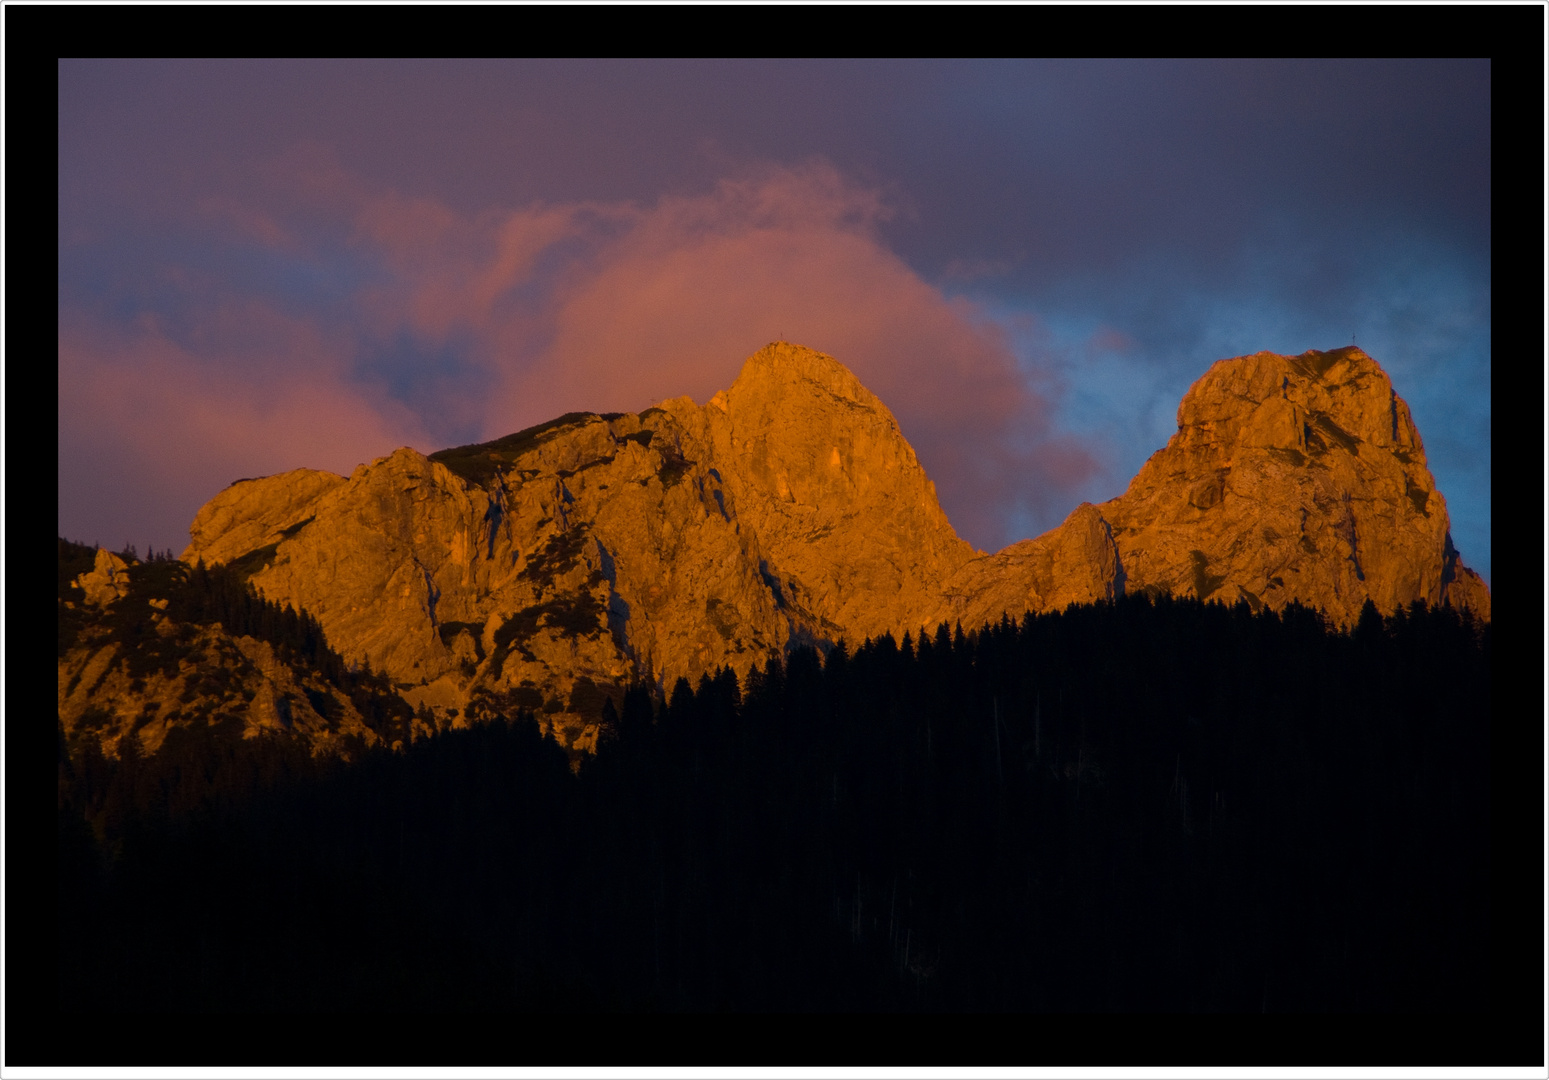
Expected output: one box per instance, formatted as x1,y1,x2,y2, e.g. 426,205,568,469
935,346,1489,631
173,342,1487,752
1100,346,1489,624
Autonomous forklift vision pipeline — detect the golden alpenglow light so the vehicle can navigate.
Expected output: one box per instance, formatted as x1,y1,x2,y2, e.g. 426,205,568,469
179,342,1488,751
1096,346,1489,625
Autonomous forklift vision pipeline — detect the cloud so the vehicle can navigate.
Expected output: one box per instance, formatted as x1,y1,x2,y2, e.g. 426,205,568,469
369,164,1096,550
57,61,1489,583
60,160,1100,555
57,310,433,552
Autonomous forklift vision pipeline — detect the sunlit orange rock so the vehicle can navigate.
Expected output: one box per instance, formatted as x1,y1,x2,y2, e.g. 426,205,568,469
56,617,383,760
73,547,133,607
1094,346,1488,625
690,341,976,644
958,346,1488,628
931,502,1123,633
176,342,1487,748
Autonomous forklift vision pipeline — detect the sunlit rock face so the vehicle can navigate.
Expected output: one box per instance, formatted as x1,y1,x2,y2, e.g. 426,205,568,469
691,342,976,644
74,548,133,607
184,416,777,753
181,342,1487,750
57,618,382,761
1093,346,1488,625
930,502,1124,634
180,343,972,749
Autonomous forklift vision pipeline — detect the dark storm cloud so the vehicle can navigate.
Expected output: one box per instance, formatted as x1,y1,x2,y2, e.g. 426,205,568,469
58,59,1490,581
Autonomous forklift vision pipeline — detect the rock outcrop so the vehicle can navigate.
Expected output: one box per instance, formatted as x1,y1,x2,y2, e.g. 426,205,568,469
174,342,1488,750
1096,346,1486,625
691,342,976,643
57,563,387,761
74,548,133,607
970,346,1488,628
178,343,980,750
931,503,1123,634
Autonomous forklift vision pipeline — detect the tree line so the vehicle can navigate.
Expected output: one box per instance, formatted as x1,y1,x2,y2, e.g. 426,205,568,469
58,582,1490,1014
58,537,415,828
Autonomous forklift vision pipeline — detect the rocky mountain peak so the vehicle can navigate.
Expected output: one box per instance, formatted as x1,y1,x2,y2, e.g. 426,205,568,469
1174,346,1424,462
1097,346,1484,625
718,340,887,415
699,342,973,644
156,341,1486,758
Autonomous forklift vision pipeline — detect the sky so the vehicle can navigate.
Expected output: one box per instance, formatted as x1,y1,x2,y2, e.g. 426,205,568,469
58,59,1490,584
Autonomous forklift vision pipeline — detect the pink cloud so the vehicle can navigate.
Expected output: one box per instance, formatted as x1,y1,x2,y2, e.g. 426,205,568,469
479,165,1091,549
62,159,1099,554
58,310,434,549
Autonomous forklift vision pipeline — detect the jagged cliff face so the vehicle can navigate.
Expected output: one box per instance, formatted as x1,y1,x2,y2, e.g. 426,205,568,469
1104,347,1487,625
186,414,767,753
181,343,971,751
177,342,1487,751
692,343,975,642
948,346,1489,630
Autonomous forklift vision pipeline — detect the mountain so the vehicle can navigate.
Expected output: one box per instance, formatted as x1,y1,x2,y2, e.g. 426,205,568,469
935,345,1490,631
122,341,1482,756
174,343,974,752
54,343,1494,1018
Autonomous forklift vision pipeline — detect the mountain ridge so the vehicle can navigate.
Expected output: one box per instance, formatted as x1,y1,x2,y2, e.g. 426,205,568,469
63,341,1487,757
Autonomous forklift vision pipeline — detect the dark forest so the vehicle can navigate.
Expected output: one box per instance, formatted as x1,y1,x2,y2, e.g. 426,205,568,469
58,573,1492,1029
